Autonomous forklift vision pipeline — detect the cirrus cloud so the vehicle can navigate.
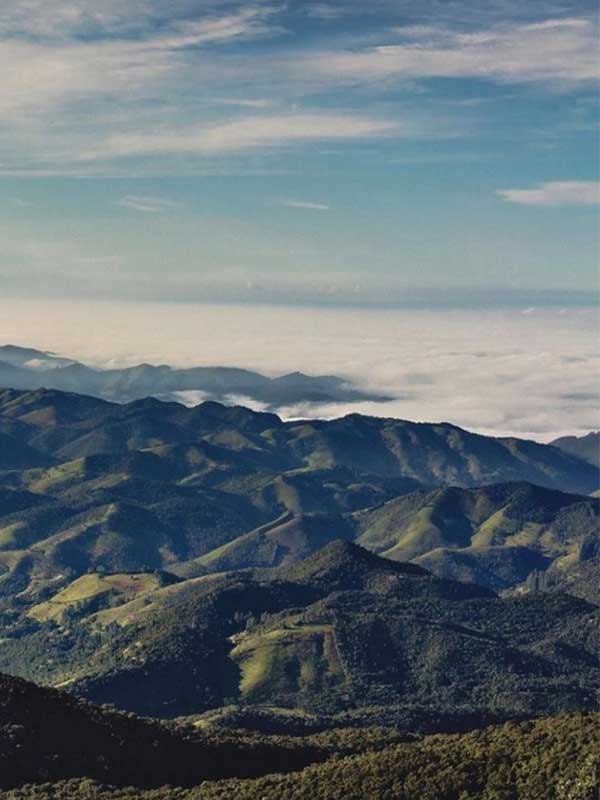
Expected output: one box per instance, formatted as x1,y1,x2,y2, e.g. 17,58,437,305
497,181,600,207
116,195,181,213
279,199,330,210
73,113,398,161
308,17,598,88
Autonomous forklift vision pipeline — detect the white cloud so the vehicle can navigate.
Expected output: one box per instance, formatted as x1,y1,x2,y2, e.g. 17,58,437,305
1,300,598,442
116,195,181,213
309,17,598,87
0,7,278,116
0,5,596,176
212,97,273,108
279,199,330,210
0,1,276,41
75,114,397,161
497,181,600,207
136,10,279,51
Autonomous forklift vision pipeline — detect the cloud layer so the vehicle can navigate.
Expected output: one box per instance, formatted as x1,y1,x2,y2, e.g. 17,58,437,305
0,299,597,443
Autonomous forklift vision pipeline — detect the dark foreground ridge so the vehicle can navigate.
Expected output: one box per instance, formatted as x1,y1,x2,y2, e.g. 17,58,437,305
0,672,325,790
2,700,598,799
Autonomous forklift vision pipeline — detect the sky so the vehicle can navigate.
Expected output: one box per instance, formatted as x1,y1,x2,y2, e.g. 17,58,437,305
1,0,599,306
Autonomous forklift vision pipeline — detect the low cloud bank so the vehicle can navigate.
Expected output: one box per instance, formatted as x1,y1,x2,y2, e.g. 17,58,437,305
0,299,597,442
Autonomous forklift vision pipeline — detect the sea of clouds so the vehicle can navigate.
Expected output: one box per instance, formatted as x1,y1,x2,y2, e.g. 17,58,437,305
0,298,597,442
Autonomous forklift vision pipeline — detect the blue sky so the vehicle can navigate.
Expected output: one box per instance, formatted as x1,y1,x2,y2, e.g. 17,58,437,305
1,0,598,307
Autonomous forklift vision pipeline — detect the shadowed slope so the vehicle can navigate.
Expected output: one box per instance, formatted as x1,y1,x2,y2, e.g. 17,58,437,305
0,673,325,790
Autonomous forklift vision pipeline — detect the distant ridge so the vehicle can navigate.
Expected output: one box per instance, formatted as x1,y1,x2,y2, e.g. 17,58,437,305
0,344,390,408
0,386,595,493
551,431,600,468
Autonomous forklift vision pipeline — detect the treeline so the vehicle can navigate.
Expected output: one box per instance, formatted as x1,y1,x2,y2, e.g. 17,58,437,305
3,713,598,800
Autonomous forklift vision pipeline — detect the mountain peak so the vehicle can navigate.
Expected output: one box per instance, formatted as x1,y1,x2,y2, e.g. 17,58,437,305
276,539,428,589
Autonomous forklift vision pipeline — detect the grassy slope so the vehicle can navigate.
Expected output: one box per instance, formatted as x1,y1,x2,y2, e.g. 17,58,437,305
8,543,595,725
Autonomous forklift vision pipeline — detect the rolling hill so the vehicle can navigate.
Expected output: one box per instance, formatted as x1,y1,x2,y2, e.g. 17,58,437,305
0,387,596,610
185,482,599,593
1,541,597,725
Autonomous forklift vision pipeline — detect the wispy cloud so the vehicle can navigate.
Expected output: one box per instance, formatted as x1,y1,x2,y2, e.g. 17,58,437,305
0,7,280,116
0,3,596,182
497,181,600,207
302,4,348,20
308,17,598,87
211,97,273,108
116,195,181,213
278,199,330,210
0,1,278,42
76,114,397,161
8,197,32,208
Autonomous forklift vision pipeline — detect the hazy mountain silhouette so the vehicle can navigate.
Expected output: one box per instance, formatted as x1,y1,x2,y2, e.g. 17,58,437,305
0,345,390,408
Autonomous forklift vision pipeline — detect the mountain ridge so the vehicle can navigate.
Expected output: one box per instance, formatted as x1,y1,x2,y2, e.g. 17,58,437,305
551,430,600,468
0,386,596,607
0,345,390,408
0,387,596,493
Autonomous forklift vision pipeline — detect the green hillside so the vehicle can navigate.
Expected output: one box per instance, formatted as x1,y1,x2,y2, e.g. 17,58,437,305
355,482,599,591
0,388,595,607
1,542,597,725
191,482,599,592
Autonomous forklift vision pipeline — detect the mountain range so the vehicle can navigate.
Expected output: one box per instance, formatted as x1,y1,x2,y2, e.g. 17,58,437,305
0,344,390,408
3,538,595,725
0,386,595,605
0,383,598,796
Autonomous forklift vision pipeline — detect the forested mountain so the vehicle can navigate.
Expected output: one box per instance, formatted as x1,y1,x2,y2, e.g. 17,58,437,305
1,677,598,799
0,388,596,494
0,672,326,789
0,386,598,797
1,541,598,724
0,388,595,607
